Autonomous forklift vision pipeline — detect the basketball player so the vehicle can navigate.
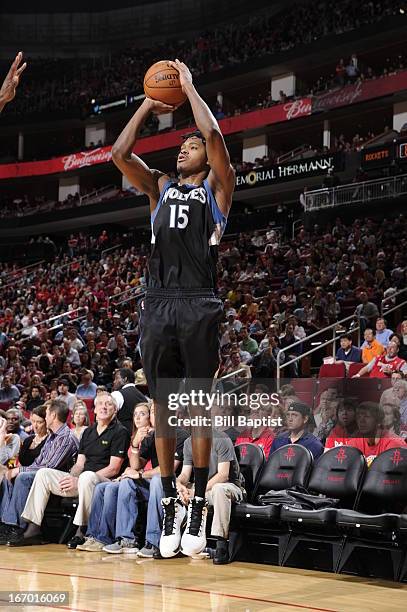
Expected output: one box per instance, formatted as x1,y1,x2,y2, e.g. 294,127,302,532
112,59,235,557
0,52,26,113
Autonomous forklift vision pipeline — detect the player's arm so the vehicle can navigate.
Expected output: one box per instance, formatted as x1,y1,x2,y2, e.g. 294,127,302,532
111,98,176,211
169,60,235,216
0,51,27,113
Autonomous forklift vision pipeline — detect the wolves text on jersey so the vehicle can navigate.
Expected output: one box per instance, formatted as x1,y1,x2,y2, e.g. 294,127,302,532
162,186,207,205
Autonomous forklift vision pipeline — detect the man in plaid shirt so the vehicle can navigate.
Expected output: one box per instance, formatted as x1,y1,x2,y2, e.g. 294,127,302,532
0,400,78,544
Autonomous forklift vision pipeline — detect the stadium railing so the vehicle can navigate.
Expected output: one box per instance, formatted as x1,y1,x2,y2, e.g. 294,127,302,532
276,314,362,388
0,260,45,282
108,286,145,309
13,307,89,339
304,173,407,211
381,286,407,316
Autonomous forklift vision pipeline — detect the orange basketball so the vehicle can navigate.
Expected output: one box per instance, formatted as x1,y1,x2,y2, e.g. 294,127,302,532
143,60,187,107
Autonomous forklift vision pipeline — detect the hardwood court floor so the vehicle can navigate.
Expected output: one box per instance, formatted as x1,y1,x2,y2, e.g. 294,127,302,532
0,545,406,612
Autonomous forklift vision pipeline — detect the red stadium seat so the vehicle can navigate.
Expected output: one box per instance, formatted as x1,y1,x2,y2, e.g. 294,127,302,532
290,378,316,411
0,401,12,411
348,362,367,378
318,363,346,378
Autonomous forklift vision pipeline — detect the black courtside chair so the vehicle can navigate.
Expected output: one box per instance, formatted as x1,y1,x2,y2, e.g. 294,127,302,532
336,447,407,580
233,444,313,565
280,446,366,572
234,443,265,502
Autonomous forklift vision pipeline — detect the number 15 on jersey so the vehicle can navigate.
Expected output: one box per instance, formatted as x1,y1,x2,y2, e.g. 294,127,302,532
169,204,189,229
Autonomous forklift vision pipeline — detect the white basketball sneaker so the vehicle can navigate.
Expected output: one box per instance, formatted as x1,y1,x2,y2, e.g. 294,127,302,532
180,497,208,557
159,497,186,558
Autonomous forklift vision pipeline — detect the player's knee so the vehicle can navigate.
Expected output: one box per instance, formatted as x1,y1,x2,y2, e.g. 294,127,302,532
211,483,227,498
78,471,97,486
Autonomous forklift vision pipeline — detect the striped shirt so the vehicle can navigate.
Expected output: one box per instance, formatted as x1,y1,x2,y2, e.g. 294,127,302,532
19,424,78,473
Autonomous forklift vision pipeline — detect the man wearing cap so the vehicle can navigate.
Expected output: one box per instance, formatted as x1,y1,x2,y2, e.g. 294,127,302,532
76,370,97,400
57,379,76,411
269,402,323,459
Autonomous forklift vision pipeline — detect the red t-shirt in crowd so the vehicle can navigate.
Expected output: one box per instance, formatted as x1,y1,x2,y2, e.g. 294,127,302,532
324,425,356,450
348,433,406,466
236,429,275,459
369,354,406,378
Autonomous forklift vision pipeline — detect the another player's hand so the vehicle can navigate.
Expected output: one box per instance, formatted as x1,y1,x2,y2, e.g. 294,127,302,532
0,52,27,107
144,97,178,115
169,59,193,91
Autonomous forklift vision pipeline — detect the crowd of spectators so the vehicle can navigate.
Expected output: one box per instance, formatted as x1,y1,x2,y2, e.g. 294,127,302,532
0,211,406,558
1,213,406,394
309,51,407,95
1,0,403,121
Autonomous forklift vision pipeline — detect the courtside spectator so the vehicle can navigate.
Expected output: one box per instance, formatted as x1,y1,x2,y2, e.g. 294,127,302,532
5,409,28,441
18,405,48,467
379,372,403,408
393,379,407,437
71,401,90,442
361,329,384,364
0,415,20,466
235,403,277,459
76,401,155,553
15,393,129,548
382,403,401,437
325,398,358,449
348,402,406,466
353,341,407,378
335,334,361,363
270,402,323,459
0,400,78,545
375,318,393,348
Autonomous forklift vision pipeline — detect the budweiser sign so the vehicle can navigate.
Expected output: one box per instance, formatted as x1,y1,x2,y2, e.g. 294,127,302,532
312,81,364,113
283,98,312,120
312,69,407,113
62,147,112,171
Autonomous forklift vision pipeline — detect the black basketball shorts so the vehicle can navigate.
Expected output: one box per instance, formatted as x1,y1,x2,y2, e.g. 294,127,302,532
139,288,223,400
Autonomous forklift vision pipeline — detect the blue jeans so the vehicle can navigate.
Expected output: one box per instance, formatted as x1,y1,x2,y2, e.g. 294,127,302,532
87,478,150,545
145,475,164,547
1,472,36,528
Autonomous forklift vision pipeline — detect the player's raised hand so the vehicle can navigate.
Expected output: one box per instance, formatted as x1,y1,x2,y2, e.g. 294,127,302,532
0,52,27,108
169,59,193,91
144,97,178,115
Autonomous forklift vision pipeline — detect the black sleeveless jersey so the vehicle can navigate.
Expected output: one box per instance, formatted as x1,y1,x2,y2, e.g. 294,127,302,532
147,179,227,289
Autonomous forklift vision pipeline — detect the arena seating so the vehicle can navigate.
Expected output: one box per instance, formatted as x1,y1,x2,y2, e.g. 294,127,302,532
230,445,407,579
233,444,313,565
319,363,347,378
234,443,265,502
279,446,366,571
336,447,407,580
